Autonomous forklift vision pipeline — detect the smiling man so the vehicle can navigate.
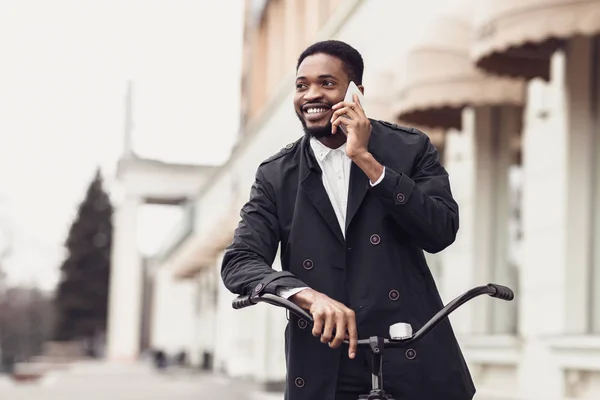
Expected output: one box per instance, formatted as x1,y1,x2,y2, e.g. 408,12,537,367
222,40,475,400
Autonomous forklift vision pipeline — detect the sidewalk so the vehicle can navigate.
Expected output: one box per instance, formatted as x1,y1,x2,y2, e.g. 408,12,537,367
0,361,284,400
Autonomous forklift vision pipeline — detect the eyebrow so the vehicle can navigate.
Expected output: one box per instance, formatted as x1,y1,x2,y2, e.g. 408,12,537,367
296,74,337,81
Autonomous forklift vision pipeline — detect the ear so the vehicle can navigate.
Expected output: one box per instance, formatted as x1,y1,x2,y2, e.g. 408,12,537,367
358,85,365,95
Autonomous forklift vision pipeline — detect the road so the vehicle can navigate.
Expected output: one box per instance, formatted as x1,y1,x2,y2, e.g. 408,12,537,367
0,361,282,400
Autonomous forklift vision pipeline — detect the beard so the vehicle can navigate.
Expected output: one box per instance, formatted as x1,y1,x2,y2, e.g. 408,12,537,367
295,110,333,139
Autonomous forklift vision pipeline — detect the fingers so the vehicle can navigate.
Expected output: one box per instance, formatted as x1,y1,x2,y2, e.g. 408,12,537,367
345,309,358,359
352,93,364,110
331,99,368,134
330,105,360,125
312,307,348,347
331,107,360,134
321,311,335,344
331,117,346,135
312,310,324,338
331,99,366,117
309,295,358,359
330,106,359,123
330,311,346,349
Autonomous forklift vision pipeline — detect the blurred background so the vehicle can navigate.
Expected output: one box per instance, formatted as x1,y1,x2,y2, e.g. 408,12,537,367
1,0,599,399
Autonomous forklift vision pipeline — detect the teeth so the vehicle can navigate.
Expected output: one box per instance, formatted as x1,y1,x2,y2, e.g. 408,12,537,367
307,108,327,114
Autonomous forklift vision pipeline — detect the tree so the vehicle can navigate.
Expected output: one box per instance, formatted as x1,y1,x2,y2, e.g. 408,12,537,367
53,169,113,345
0,286,55,372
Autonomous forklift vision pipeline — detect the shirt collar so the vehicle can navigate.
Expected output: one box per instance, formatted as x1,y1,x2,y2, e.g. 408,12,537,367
309,137,347,162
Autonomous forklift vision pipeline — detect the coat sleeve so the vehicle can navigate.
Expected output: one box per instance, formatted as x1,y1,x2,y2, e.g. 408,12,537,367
221,167,308,296
369,133,459,254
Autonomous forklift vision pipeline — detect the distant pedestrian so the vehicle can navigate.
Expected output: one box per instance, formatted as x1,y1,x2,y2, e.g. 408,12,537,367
152,349,167,370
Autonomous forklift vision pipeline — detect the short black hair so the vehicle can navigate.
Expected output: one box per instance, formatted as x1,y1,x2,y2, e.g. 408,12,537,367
296,40,364,85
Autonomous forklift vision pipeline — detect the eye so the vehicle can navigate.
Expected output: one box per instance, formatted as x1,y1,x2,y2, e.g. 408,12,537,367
295,83,307,90
323,80,335,87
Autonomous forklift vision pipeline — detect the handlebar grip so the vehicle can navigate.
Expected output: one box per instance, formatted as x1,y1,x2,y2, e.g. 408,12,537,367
232,295,255,309
487,284,514,301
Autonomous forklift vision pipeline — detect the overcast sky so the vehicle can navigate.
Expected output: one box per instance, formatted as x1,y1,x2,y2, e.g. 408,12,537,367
0,0,244,290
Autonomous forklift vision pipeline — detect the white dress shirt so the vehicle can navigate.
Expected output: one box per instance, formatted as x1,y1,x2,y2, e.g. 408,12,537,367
277,137,385,299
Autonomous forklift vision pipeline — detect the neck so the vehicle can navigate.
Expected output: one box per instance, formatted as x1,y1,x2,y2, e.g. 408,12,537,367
318,134,346,149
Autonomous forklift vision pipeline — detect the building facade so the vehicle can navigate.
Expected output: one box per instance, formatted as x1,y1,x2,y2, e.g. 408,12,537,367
106,0,600,398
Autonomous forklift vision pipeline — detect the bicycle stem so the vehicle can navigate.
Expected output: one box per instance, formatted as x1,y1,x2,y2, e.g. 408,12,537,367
369,336,385,393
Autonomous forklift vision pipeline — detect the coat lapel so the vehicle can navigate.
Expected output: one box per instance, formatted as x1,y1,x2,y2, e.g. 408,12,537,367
299,137,345,244
345,120,382,232
345,162,369,232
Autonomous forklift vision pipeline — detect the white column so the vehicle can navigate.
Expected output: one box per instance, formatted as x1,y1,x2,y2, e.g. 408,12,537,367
592,37,600,333
519,39,594,339
563,36,595,334
471,105,515,335
214,260,237,372
492,105,521,335
517,51,568,400
519,54,568,339
196,268,217,366
106,195,143,361
517,37,595,399
440,114,476,335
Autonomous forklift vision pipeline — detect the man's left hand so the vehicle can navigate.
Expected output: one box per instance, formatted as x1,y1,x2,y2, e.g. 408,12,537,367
330,93,371,159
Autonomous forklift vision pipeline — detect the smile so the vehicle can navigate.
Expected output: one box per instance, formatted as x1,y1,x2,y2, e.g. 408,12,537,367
303,106,332,122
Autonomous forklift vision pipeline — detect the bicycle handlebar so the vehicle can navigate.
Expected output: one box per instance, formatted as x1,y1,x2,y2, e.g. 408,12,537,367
232,283,514,348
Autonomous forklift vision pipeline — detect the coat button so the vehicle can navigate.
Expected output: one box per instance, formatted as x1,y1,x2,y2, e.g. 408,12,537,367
389,290,399,301
254,283,263,293
295,377,305,388
285,143,294,150
405,349,416,360
370,234,381,245
297,319,308,329
303,259,314,270
396,193,406,203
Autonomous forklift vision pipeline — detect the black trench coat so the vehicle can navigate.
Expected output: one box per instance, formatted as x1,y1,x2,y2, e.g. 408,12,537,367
221,119,475,400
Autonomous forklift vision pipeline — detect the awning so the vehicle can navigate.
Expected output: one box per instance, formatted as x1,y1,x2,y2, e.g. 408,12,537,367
472,0,600,81
394,6,525,130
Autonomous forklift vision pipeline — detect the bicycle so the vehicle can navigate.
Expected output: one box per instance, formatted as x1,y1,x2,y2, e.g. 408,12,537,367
232,283,514,400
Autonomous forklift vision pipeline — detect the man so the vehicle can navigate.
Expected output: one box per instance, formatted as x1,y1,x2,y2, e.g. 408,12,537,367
221,40,475,400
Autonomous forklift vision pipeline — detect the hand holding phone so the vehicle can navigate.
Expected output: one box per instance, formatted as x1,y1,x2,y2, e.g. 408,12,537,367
339,81,365,135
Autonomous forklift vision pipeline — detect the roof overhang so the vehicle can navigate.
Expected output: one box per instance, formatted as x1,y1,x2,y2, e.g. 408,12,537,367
395,3,525,130
472,0,600,81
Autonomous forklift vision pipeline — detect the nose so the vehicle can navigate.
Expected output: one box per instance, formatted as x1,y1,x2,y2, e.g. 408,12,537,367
303,85,323,102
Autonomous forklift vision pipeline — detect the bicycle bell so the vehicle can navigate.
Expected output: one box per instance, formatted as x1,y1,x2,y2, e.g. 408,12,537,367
389,322,412,340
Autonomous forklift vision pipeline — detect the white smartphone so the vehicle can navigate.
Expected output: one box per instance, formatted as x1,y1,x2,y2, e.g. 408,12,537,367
340,81,365,134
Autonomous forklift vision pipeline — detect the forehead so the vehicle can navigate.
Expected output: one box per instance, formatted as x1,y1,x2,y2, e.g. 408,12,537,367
296,53,347,80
